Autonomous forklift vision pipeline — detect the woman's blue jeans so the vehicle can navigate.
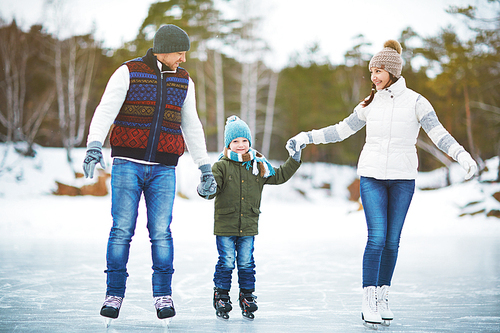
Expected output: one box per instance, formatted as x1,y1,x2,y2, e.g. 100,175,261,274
105,159,176,298
214,236,256,291
360,176,415,288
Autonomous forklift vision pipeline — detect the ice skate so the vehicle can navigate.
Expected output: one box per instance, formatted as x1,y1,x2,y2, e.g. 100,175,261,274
377,285,393,326
155,295,176,323
361,286,381,330
100,295,123,327
239,290,258,320
213,288,232,320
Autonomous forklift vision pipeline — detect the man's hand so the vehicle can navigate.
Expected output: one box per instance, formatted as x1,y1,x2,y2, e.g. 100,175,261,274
197,164,217,199
82,141,106,179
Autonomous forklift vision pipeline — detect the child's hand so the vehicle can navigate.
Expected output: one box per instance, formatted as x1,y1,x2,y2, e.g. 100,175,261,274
197,164,217,198
286,132,310,159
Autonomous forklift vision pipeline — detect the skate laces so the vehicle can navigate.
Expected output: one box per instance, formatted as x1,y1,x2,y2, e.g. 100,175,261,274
103,295,123,309
241,293,257,303
155,296,174,310
378,286,390,309
365,288,378,313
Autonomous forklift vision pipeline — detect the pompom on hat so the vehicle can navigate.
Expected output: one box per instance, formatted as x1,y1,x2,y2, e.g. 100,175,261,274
224,115,252,148
369,40,403,78
153,24,191,54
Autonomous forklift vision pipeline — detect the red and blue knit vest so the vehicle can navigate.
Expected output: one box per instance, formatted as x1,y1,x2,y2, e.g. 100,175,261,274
110,49,189,166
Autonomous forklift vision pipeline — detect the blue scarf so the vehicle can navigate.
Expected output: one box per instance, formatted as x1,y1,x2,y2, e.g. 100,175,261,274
219,147,276,178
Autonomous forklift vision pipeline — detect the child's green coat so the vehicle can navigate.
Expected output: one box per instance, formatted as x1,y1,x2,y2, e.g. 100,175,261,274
208,156,300,236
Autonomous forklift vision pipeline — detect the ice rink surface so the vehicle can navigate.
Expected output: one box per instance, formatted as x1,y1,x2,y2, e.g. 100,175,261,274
1,197,500,333
1,148,499,332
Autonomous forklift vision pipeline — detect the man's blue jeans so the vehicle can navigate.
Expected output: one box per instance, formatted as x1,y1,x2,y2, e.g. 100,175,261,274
105,159,176,298
214,236,256,291
360,176,415,287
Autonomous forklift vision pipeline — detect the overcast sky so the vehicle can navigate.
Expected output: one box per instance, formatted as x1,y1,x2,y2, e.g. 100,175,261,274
0,0,485,70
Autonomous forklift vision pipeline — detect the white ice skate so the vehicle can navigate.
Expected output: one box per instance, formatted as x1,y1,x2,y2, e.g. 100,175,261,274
377,285,393,326
361,286,382,330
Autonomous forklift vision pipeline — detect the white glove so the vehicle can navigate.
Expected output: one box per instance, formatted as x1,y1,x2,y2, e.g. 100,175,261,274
285,132,311,157
457,152,477,180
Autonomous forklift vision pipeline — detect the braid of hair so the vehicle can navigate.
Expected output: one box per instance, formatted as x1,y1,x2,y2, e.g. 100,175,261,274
362,83,377,107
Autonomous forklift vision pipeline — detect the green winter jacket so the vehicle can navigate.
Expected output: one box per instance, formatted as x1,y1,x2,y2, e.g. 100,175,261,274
209,156,300,236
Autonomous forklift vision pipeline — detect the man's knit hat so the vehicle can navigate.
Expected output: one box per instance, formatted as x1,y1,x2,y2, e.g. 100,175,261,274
153,24,191,54
369,40,403,78
224,115,252,148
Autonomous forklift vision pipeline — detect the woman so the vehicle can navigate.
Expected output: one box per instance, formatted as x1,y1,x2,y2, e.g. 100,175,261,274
285,40,477,328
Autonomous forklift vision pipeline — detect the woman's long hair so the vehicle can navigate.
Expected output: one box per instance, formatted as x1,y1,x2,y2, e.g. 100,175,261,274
361,73,399,107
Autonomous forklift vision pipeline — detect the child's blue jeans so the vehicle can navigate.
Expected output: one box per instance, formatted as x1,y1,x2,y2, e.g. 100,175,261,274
360,176,415,288
214,236,256,291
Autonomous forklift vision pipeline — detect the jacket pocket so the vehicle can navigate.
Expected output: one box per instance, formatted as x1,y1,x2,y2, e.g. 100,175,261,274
217,207,236,215
250,206,261,216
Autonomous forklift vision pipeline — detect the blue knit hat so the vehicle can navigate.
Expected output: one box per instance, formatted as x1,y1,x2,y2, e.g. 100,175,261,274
224,115,252,148
153,25,191,54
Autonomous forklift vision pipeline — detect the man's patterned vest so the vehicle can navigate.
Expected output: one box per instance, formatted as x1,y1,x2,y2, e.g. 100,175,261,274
110,51,189,166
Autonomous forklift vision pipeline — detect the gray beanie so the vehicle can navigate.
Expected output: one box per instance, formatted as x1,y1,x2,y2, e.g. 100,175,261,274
369,40,403,78
153,24,191,54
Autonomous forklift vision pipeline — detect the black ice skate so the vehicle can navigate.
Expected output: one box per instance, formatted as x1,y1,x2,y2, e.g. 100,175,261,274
154,295,176,324
239,289,258,320
100,295,123,327
213,288,232,319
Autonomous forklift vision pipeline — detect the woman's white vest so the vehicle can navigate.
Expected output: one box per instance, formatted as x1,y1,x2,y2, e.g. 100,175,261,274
356,78,421,180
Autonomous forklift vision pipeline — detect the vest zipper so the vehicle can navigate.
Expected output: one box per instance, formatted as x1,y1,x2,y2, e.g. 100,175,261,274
146,72,165,161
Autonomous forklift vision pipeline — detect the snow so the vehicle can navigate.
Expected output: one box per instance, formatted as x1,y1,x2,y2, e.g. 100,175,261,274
1,142,500,332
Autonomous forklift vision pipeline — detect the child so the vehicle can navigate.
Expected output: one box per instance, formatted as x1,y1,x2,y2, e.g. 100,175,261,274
200,115,301,320
286,40,477,328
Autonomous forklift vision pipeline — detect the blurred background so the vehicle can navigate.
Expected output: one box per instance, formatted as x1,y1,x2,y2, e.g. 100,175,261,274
0,0,499,178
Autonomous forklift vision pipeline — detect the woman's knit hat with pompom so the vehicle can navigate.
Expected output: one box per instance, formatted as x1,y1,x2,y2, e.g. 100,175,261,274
369,40,403,78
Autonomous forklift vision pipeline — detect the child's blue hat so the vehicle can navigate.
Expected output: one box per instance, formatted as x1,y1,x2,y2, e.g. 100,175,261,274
224,115,252,148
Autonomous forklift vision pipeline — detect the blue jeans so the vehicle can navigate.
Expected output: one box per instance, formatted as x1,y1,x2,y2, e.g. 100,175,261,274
214,236,256,291
360,176,415,288
105,159,176,298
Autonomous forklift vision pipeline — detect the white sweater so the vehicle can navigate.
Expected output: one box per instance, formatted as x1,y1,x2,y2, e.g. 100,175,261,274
309,77,467,180
87,61,210,167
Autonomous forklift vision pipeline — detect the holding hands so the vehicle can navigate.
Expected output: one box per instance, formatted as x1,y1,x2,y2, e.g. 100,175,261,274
197,164,217,198
286,132,311,162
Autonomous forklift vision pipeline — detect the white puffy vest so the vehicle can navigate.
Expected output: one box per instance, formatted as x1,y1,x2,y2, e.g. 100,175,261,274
356,78,421,180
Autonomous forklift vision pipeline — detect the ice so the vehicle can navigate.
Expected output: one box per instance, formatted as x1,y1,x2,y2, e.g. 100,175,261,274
1,144,499,332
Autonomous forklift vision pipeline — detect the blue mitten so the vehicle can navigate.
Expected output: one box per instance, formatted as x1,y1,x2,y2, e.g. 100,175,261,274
197,164,217,198
83,141,106,179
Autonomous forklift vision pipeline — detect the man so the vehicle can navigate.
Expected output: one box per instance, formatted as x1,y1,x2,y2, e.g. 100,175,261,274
82,24,216,323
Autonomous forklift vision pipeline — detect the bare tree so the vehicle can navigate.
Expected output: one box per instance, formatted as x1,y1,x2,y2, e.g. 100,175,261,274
214,50,225,149
261,71,278,156
0,21,29,143
54,35,96,165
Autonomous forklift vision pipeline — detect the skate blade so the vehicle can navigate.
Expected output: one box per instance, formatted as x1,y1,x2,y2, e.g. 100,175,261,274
216,311,230,320
160,318,171,327
242,311,255,320
363,321,379,330
381,319,392,326
103,317,113,328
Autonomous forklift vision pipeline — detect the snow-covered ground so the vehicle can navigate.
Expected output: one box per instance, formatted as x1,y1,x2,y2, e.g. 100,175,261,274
1,143,500,332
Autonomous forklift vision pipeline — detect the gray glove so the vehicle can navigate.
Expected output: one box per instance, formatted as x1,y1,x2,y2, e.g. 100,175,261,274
286,132,311,158
197,164,217,198
82,141,106,179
